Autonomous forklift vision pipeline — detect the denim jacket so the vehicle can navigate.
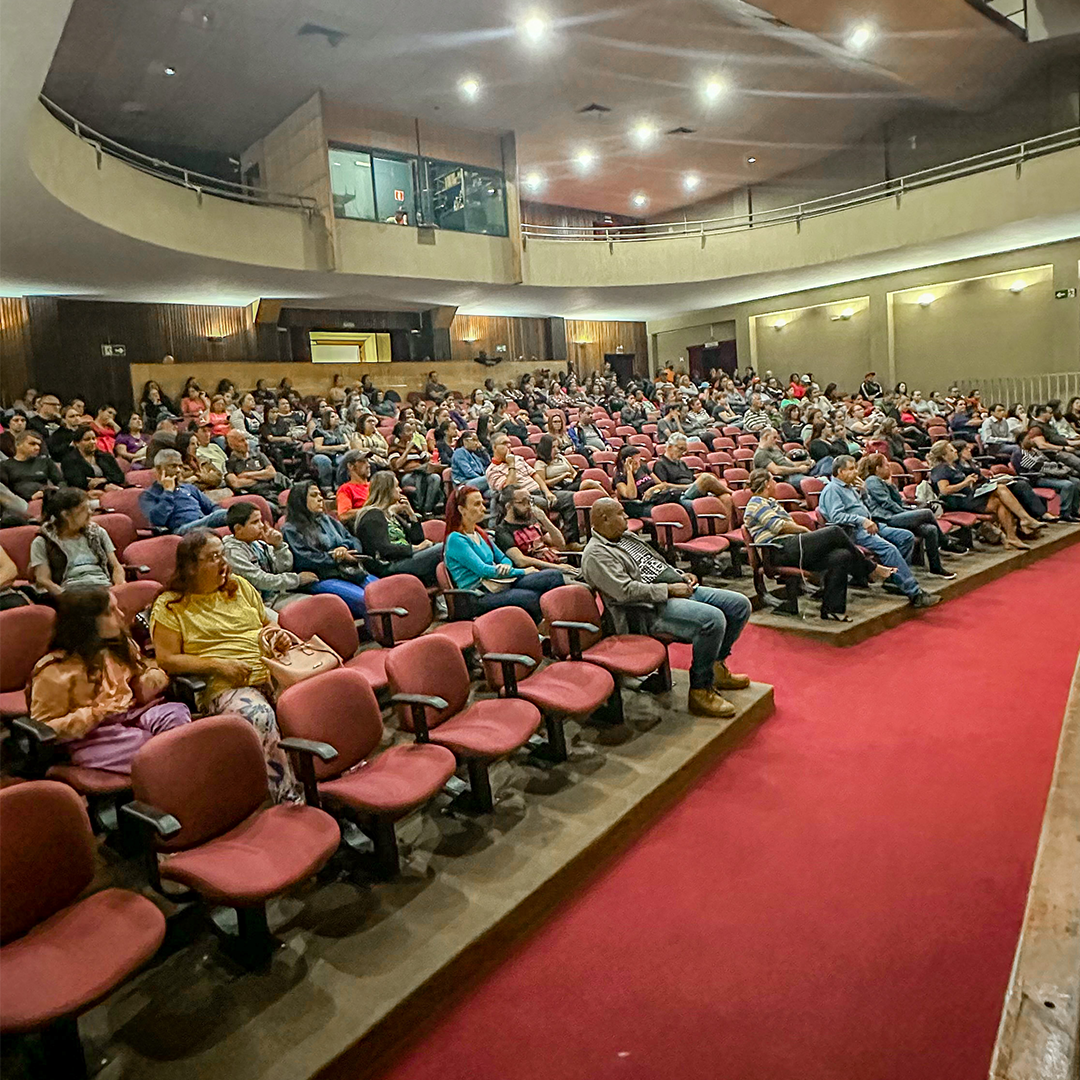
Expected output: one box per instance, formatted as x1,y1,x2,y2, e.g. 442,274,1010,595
860,475,906,523
818,478,872,529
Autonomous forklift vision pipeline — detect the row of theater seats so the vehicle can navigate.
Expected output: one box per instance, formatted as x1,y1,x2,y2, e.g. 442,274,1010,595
0,572,675,1077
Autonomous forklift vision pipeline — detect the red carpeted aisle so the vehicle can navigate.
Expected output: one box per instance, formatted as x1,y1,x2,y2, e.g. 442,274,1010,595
378,546,1080,1080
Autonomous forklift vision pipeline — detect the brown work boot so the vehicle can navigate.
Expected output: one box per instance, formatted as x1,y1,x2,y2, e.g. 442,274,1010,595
713,661,750,690
688,688,737,718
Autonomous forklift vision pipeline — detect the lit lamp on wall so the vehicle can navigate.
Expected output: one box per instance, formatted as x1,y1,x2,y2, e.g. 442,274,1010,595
1009,280,1027,293
917,293,936,307
772,318,788,330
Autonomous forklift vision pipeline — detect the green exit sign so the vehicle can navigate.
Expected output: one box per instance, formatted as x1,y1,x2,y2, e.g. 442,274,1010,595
1054,288,1077,299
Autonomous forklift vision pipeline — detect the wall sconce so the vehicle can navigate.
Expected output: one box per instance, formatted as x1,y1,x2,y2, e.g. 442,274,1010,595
461,336,479,343
1009,280,1027,293
830,307,856,321
573,339,592,345
772,318,787,330
916,293,936,307
206,334,225,342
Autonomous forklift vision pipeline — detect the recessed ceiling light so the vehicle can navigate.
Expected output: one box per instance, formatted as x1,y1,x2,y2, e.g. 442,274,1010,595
632,192,648,209
1009,280,1027,293
746,156,757,164
163,66,177,76
631,121,656,146
523,171,545,193
459,76,480,100
917,292,936,307
773,318,788,329
683,172,701,192
521,13,549,43
574,148,595,171
704,78,725,102
846,24,874,52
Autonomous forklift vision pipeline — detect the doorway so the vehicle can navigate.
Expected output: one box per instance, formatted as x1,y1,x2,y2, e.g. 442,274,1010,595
687,341,737,383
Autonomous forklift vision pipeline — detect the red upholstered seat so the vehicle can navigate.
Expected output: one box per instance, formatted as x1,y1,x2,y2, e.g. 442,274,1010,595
319,743,457,816
427,620,475,651
0,526,38,583
111,580,165,625
344,648,389,692
0,605,56,719
0,690,27,719
0,887,165,1034
124,535,182,585
0,782,165,1036
365,574,474,656
514,660,614,713
159,804,340,904
581,635,668,677
93,512,137,558
45,764,131,796
425,698,541,758
276,668,455,872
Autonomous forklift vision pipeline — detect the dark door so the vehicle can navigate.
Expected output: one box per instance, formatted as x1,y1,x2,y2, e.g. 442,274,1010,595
605,353,634,387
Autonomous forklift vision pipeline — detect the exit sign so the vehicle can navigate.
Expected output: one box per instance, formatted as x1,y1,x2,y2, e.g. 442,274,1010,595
101,344,127,357
394,189,405,202
1054,288,1076,299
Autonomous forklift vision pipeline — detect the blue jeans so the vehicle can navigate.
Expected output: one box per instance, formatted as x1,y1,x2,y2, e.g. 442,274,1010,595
1035,476,1079,517
651,586,752,690
852,524,919,597
306,575,377,618
312,453,341,489
473,568,565,622
177,508,228,534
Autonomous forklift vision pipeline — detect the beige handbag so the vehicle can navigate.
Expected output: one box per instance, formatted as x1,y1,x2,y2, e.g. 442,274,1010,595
259,627,341,690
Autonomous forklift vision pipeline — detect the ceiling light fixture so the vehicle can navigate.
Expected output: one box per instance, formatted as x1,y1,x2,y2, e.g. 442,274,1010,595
846,24,874,52
163,66,177,76
1009,280,1027,293
704,78,725,102
746,156,757,164
683,172,701,192
917,292,936,307
574,148,596,171
632,192,648,209
773,318,788,329
631,121,656,147
521,13,549,44
459,76,481,100
523,171,545,193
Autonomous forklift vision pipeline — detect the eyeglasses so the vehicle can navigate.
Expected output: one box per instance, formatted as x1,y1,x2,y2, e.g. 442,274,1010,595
198,549,226,564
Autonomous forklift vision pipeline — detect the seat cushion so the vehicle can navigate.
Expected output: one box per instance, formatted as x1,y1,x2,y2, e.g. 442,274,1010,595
675,537,729,556
516,661,614,715
319,743,455,818
0,888,164,1034
582,635,668,677
0,689,27,719
344,649,389,692
426,621,475,652
160,805,340,905
430,698,541,759
46,764,131,796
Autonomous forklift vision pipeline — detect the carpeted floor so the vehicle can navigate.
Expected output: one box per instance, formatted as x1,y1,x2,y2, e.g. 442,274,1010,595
377,545,1080,1080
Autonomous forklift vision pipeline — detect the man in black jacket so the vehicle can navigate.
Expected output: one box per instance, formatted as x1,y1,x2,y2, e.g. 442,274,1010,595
0,431,63,501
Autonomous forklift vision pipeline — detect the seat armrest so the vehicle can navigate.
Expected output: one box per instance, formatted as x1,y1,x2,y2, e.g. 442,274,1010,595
693,512,725,518
481,652,536,697
124,564,151,581
441,587,484,622
11,716,57,743
167,675,206,714
365,605,408,645
279,738,338,807
559,550,583,563
121,799,182,839
389,693,448,742
550,619,598,660
10,716,58,778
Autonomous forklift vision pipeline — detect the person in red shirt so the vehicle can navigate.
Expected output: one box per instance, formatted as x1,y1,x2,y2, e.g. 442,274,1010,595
335,451,371,531
788,373,806,400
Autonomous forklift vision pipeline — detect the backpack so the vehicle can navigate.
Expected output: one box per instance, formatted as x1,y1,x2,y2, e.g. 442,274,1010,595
914,479,943,518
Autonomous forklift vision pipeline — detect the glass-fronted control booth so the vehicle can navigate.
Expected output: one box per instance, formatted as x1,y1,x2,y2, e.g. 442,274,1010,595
329,144,508,237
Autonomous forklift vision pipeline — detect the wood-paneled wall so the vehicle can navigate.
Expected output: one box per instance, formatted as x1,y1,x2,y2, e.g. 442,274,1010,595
0,297,31,405
564,320,649,377
449,315,548,363
520,200,639,231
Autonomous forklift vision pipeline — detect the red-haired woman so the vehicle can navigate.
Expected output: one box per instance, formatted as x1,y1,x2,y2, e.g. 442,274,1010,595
150,529,300,802
442,485,563,620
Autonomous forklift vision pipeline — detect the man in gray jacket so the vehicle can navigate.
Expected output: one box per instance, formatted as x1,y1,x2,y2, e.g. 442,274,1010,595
581,498,752,719
222,501,317,611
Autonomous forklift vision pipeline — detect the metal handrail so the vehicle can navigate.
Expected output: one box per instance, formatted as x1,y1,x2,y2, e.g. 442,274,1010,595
39,94,319,214
522,127,1080,242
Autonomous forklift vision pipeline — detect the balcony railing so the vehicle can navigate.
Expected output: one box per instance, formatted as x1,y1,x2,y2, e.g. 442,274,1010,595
39,95,319,214
521,127,1080,243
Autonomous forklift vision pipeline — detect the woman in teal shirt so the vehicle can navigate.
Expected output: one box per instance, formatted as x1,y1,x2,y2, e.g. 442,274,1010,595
443,485,563,620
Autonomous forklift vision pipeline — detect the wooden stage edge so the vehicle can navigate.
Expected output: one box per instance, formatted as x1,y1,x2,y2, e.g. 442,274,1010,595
318,686,775,1080
750,524,1080,647
989,650,1080,1080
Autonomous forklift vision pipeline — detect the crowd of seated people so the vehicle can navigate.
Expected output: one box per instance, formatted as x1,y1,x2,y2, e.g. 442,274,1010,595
2,368,1079,786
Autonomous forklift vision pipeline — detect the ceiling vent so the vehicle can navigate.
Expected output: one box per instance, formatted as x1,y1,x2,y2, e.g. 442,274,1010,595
577,103,612,114
298,23,348,47
667,126,696,135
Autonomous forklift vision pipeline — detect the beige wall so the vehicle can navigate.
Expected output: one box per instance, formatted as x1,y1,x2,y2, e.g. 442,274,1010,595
654,320,737,370
648,240,1080,393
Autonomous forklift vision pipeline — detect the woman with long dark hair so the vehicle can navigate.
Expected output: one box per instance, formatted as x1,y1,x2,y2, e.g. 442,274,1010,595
30,487,125,596
151,530,299,802
354,471,443,584
443,485,563,620
31,587,191,773
281,480,374,616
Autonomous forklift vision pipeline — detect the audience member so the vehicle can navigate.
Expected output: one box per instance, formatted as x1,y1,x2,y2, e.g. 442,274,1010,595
222,500,318,611
151,530,300,802
224,428,281,498
30,587,191,773
494,485,579,574
353,472,443,584
0,430,62,502
142,449,229,534
651,433,734,517
60,425,125,492
582,497,751,717
30,488,125,596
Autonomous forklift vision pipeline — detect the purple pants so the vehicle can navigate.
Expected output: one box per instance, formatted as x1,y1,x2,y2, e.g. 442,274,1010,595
64,701,192,774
